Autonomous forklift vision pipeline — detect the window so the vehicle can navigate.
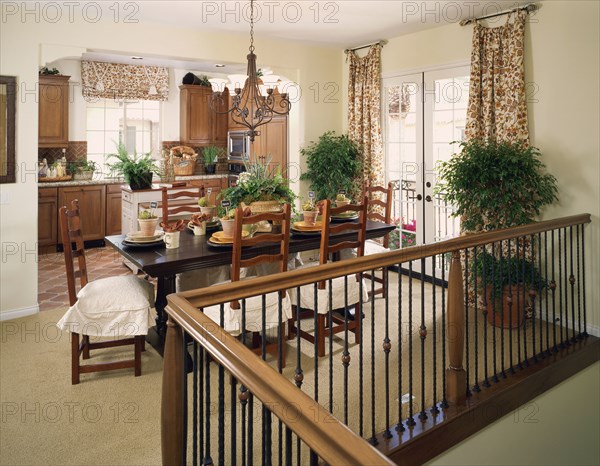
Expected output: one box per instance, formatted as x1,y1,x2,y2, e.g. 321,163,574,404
86,99,161,176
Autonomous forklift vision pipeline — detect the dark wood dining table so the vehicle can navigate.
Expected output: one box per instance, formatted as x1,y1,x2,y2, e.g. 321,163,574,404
105,220,395,354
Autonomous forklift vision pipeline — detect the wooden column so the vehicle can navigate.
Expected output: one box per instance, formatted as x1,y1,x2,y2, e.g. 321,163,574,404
161,317,185,466
446,251,467,405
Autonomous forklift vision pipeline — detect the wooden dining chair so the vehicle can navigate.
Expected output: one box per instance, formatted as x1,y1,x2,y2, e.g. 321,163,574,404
202,204,292,368
289,197,369,357
363,182,394,298
161,186,202,223
56,200,155,384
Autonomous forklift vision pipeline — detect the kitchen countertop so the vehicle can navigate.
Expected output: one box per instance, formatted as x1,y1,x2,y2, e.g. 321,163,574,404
37,174,228,188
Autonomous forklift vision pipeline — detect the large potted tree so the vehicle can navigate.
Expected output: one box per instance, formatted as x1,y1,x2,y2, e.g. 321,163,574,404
438,139,558,328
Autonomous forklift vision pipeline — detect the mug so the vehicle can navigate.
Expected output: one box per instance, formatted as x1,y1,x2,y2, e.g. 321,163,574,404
193,222,206,236
164,231,180,249
242,223,259,237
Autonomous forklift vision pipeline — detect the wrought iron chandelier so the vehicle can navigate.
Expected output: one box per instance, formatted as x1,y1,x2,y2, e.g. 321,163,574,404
209,0,293,142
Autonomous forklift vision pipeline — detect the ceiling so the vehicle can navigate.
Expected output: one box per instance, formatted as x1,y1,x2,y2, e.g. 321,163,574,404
82,1,536,72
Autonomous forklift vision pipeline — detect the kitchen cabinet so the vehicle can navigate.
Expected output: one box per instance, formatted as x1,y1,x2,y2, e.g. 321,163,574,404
38,188,58,249
249,117,288,173
180,85,228,147
58,185,106,241
189,177,227,206
38,75,70,148
105,184,122,236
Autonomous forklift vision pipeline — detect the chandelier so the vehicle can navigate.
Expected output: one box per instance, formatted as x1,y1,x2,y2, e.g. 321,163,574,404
209,0,293,142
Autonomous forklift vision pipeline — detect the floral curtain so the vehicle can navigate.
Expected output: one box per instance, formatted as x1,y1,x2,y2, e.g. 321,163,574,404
81,61,169,102
347,44,384,194
465,10,529,144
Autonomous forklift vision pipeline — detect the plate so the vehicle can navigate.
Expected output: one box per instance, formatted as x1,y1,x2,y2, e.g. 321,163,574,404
126,231,164,243
331,212,359,222
291,227,321,236
293,221,322,231
209,230,250,244
122,238,165,248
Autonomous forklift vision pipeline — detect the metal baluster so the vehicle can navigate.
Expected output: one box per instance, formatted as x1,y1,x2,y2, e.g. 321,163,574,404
529,235,538,363
329,279,334,415
231,377,237,466
182,334,188,464
491,242,498,382
419,257,428,419
507,239,514,373
551,230,557,352
219,304,225,466
406,262,415,427
522,239,529,367
563,228,570,347
465,249,472,392
358,276,364,436
538,232,545,358
397,262,407,429
294,287,302,466
569,226,577,343
383,268,393,434
262,295,267,359
240,301,247,466
516,238,522,369
204,342,212,465
482,246,490,386
313,283,318,404
285,427,292,466
248,394,254,466
371,274,378,443
342,275,350,425
277,291,283,466
472,247,481,390
199,343,205,463
558,229,564,347
582,226,587,337
498,242,506,378
431,255,442,409
441,255,449,407
544,231,551,356
264,408,272,466
576,225,582,340
193,341,198,466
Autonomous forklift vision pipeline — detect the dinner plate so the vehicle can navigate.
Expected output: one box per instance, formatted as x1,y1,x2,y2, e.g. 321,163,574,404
122,238,165,248
188,220,220,231
331,212,359,222
125,230,164,243
293,221,322,231
210,230,250,244
290,227,321,236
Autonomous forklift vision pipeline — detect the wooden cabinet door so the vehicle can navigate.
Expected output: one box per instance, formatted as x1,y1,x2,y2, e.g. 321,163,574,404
38,188,58,247
263,118,288,174
39,75,69,148
189,178,223,206
180,85,212,145
105,185,122,236
58,186,106,241
212,89,229,145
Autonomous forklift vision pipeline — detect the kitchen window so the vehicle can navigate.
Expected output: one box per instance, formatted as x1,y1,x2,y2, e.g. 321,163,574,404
86,98,161,177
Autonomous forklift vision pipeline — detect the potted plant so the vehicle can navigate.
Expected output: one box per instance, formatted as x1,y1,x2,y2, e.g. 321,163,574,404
70,160,98,181
335,193,351,207
300,131,362,201
107,142,159,190
138,209,159,236
437,139,558,233
301,200,319,225
202,146,221,174
198,196,217,218
472,250,545,328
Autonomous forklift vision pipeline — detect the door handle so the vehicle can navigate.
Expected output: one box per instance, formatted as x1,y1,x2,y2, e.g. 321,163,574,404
425,195,432,202
416,194,423,201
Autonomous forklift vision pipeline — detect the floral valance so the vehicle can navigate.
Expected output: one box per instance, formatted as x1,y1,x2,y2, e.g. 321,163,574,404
81,60,169,101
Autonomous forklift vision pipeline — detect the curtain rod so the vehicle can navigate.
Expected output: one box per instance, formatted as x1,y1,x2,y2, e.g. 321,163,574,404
460,2,537,26
344,40,387,54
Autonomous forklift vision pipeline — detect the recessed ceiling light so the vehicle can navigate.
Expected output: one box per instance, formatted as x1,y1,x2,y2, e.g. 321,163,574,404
131,56,143,60
215,64,226,68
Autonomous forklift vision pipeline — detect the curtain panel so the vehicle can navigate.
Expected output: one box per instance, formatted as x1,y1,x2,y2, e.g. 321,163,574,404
81,61,169,102
347,44,384,194
465,10,529,144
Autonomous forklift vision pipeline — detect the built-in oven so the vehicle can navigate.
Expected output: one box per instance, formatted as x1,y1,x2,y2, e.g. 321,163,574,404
227,130,250,162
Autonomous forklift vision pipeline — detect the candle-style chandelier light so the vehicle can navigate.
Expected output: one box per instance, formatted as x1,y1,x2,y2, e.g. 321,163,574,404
209,0,294,142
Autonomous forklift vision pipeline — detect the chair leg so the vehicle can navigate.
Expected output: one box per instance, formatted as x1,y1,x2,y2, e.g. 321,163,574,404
141,338,146,352
134,336,143,377
82,335,90,359
288,314,296,340
71,333,80,385
353,304,362,345
317,314,326,358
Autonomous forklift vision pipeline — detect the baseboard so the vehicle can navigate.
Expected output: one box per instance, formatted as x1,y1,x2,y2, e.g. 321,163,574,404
0,304,40,321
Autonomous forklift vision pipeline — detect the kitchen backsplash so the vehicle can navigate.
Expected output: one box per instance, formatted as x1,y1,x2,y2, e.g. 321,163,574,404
38,141,87,163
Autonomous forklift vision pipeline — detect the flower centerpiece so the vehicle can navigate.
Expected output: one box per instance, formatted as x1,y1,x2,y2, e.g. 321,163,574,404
220,156,296,212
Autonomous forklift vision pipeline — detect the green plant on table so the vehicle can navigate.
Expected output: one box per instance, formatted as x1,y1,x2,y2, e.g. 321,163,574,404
300,131,361,201
436,139,558,233
220,155,296,209
107,142,159,190
138,209,157,220
302,200,317,212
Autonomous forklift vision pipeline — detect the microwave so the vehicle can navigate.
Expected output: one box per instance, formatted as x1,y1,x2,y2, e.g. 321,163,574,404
227,131,250,162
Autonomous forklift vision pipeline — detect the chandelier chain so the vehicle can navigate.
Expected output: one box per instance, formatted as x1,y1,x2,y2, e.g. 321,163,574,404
249,0,255,53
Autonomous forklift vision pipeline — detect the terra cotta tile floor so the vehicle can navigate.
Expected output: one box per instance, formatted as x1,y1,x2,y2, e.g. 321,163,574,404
38,246,155,312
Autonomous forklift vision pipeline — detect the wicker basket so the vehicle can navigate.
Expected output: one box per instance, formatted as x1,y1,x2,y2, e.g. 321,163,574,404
172,157,197,176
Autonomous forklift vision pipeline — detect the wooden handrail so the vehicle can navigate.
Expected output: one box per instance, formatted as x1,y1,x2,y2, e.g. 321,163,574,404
163,294,395,466
177,214,591,310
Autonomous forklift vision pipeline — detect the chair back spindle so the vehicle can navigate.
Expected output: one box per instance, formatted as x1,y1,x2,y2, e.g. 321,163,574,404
59,199,89,306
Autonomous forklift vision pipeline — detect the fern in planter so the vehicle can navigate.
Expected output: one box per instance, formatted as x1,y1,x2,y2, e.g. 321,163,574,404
437,139,558,233
107,142,159,190
300,131,362,201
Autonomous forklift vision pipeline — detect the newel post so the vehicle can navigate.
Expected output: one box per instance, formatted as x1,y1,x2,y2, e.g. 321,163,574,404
161,316,185,466
446,251,467,405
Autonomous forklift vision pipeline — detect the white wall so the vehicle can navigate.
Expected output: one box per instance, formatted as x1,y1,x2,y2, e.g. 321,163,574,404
0,13,342,316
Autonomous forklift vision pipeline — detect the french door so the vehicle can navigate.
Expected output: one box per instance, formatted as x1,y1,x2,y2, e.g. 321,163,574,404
383,66,470,274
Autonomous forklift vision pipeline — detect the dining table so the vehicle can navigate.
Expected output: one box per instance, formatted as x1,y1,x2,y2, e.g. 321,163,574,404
105,220,395,355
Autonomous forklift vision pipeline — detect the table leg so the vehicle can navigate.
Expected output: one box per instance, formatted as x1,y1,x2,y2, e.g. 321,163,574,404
146,274,176,356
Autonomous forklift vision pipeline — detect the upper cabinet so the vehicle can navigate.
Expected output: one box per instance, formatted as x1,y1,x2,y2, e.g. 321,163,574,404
179,85,228,147
38,75,70,148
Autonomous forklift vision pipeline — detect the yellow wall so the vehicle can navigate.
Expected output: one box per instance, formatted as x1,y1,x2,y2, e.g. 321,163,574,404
0,14,342,316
